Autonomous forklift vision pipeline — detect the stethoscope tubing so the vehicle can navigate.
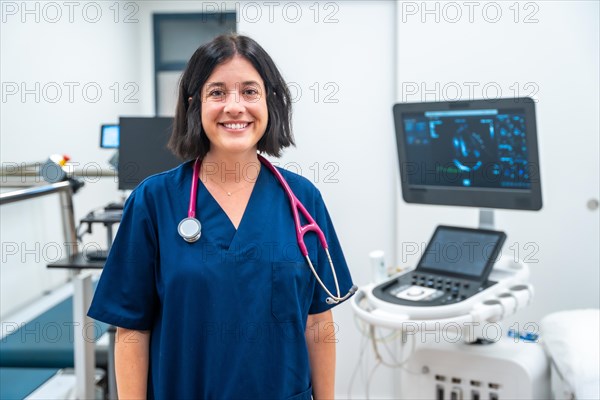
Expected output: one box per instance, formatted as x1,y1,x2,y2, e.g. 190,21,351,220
257,154,328,256
188,158,201,218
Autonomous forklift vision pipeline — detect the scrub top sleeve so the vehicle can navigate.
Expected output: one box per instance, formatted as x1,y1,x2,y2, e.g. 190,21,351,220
87,190,158,330
308,190,354,315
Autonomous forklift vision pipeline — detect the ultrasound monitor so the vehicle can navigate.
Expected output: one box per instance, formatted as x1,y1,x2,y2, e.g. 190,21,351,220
393,97,542,211
118,117,182,190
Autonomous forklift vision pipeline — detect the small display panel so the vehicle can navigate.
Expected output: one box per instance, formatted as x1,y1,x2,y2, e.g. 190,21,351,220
100,124,120,148
417,226,506,281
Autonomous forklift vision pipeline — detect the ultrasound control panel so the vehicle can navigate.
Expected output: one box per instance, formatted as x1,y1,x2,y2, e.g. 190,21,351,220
373,271,497,307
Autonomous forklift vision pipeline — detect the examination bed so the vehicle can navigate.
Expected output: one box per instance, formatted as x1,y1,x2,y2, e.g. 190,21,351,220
0,287,109,399
0,367,60,399
540,309,600,400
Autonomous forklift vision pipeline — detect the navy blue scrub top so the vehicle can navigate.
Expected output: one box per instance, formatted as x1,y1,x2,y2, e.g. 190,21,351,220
88,160,354,400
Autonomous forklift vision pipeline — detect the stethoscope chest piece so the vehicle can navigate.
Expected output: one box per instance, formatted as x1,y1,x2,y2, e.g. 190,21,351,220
178,217,201,243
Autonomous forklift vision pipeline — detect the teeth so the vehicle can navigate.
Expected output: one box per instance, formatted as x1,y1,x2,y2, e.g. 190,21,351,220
223,123,249,129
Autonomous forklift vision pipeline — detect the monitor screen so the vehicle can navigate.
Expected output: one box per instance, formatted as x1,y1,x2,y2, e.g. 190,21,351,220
100,124,120,148
417,226,506,281
393,98,542,210
118,117,182,190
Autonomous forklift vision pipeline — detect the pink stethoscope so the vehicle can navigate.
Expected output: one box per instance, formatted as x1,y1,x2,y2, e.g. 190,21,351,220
177,154,357,304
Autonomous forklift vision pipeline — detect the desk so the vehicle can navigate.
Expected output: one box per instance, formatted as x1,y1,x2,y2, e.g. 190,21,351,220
80,210,122,224
80,211,122,252
48,254,104,270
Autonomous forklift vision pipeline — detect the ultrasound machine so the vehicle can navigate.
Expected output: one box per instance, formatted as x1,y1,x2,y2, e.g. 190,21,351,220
351,98,550,400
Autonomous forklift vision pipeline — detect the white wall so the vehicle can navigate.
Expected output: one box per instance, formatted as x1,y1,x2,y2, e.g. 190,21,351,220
0,2,142,163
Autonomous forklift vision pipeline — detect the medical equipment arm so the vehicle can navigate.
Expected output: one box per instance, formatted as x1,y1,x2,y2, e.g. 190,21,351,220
115,327,151,400
351,256,534,332
305,310,336,400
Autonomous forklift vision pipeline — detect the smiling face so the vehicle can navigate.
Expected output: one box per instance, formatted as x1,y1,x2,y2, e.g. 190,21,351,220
200,56,269,158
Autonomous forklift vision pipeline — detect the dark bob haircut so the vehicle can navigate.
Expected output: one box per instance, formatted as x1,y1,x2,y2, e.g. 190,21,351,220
169,34,294,160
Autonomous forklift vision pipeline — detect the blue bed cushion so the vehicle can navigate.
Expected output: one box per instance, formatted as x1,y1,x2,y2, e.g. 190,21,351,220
0,296,108,368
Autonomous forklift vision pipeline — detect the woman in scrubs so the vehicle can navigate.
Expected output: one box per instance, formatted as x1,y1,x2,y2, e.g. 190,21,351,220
88,34,354,400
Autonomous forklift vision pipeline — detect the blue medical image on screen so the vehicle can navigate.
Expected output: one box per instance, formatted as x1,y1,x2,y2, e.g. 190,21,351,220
101,125,120,148
402,109,530,189
420,230,500,278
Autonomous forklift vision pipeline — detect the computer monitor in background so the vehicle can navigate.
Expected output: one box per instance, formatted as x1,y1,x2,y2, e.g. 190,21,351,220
118,117,182,190
100,124,120,148
393,97,542,225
